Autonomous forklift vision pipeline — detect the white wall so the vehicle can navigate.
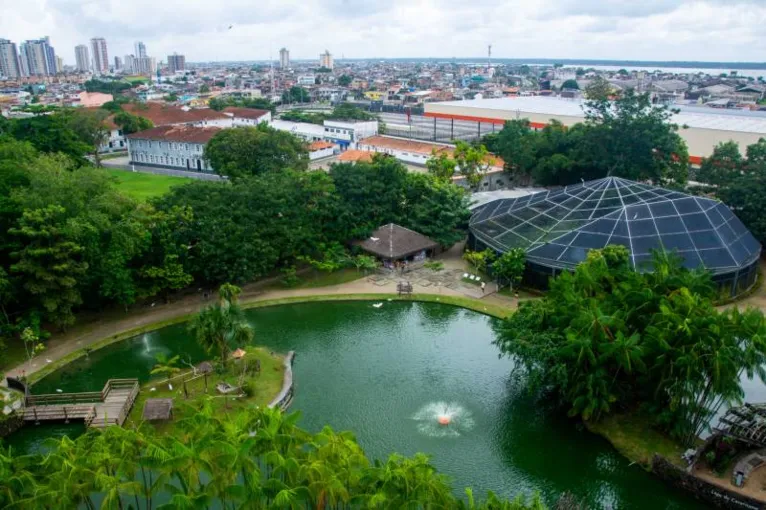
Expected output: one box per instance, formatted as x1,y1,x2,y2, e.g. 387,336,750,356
309,146,335,160
99,128,126,153
128,138,212,172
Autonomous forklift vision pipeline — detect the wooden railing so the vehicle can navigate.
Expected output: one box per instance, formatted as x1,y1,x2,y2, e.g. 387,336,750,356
26,391,102,406
115,381,140,426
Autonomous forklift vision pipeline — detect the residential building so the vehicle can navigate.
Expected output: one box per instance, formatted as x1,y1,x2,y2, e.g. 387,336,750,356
114,56,122,71
20,37,55,76
75,44,90,72
279,47,289,69
0,39,21,78
124,54,134,74
222,107,272,126
323,119,378,149
320,50,333,70
308,140,336,160
167,53,185,73
55,56,63,73
134,56,155,75
135,41,147,59
270,119,327,142
127,125,220,172
90,37,109,74
296,74,316,86
100,116,126,153
121,102,232,127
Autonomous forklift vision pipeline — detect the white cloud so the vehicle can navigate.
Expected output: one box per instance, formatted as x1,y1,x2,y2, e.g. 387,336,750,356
0,0,764,64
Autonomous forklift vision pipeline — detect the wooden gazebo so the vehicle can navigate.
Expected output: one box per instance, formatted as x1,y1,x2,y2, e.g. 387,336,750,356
357,223,438,271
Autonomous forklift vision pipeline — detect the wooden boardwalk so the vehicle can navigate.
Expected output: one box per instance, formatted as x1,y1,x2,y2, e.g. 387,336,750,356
22,379,139,429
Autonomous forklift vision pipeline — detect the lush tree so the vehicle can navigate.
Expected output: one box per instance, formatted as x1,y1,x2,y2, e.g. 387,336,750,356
208,96,275,113
495,246,766,445
483,119,538,184
454,141,491,190
281,86,311,103
463,249,495,274
10,113,92,165
492,248,526,291
403,173,471,247
204,124,309,179
426,150,457,181
199,83,210,93
84,78,132,94
189,286,253,364
9,205,87,329
150,352,181,378
561,79,579,90
112,111,153,134
0,404,547,509
581,87,689,185
65,108,111,166
329,103,374,121
338,74,352,86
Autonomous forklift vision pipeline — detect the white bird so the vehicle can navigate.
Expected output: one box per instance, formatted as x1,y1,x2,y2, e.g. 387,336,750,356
387,298,393,301
372,303,383,308
168,383,173,391
46,359,53,363
56,389,63,393
150,387,156,392
370,237,379,241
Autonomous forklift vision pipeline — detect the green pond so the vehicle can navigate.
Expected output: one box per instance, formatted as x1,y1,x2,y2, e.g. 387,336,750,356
7,301,703,509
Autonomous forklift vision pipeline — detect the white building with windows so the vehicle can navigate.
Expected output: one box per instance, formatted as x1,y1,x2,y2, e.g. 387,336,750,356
270,119,328,142
323,120,378,149
222,107,272,126
127,125,220,172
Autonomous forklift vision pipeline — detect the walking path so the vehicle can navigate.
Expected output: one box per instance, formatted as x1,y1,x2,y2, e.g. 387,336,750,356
2,249,518,382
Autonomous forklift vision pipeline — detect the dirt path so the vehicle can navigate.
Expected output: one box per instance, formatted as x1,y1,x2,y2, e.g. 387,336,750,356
4,267,518,381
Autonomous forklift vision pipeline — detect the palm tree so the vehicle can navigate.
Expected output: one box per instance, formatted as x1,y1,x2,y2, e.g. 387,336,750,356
151,353,182,379
188,299,253,365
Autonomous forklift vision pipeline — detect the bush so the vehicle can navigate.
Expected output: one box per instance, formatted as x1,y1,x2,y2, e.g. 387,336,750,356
281,266,300,287
424,260,444,271
241,381,255,397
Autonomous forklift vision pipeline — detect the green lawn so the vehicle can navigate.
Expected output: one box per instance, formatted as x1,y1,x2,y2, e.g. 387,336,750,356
585,410,691,468
126,347,285,434
105,169,189,201
0,339,28,374
287,268,366,289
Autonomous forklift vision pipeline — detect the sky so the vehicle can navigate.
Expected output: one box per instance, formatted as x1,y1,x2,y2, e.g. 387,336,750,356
1,0,765,65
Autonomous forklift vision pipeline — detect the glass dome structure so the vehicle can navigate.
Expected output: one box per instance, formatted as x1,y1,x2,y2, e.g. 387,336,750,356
468,177,761,296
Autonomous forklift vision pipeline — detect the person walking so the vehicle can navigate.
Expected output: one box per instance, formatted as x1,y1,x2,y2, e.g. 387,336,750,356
481,281,486,294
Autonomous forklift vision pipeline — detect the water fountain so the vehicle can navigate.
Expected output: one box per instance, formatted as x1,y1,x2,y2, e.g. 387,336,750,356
412,401,475,438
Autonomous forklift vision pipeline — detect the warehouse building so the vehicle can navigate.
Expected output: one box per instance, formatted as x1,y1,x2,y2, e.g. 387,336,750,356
425,97,766,163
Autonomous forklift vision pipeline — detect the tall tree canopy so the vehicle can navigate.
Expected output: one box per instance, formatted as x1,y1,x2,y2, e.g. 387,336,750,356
487,88,689,186
496,246,766,445
204,124,309,179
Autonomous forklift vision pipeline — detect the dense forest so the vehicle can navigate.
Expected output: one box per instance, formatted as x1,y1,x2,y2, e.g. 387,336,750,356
0,111,470,363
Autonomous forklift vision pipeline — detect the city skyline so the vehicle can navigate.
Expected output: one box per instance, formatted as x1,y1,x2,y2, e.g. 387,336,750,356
1,0,765,65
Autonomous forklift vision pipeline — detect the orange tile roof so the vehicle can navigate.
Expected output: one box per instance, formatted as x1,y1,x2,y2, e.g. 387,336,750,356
309,141,335,151
358,135,504,168
337,150,374,162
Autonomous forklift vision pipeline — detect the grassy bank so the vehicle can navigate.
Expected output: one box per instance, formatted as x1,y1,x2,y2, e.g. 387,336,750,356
105,169,189,200
126,347,285,434
585,411,689,469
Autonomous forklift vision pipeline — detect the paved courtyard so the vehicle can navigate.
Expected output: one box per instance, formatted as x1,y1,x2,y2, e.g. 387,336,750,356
366,267,497,299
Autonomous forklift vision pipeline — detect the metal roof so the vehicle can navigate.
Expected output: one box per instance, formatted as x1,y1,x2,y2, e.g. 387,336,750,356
469,177,761,273
430,96,766,135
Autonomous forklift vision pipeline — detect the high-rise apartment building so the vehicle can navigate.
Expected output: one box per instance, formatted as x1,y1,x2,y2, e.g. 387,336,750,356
56,56,63,73
279,47,290,69
74,44,90,72
134,56,155,75
20,37,55,76
320,50,333,70
167,53,185,73
135,41,147,59
0,38,21,78
90,37,109,73
124,54,134,74
114,56,122,71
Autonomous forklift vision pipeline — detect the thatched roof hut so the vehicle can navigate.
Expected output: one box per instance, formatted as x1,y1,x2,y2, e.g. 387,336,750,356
143,398,174,421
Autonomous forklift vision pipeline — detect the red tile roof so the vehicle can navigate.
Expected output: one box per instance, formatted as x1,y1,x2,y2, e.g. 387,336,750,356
358,135,504,168
223,107,270,120
309,141,335,151
122,102,228,126
126,125,222,144
337,150,374,162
